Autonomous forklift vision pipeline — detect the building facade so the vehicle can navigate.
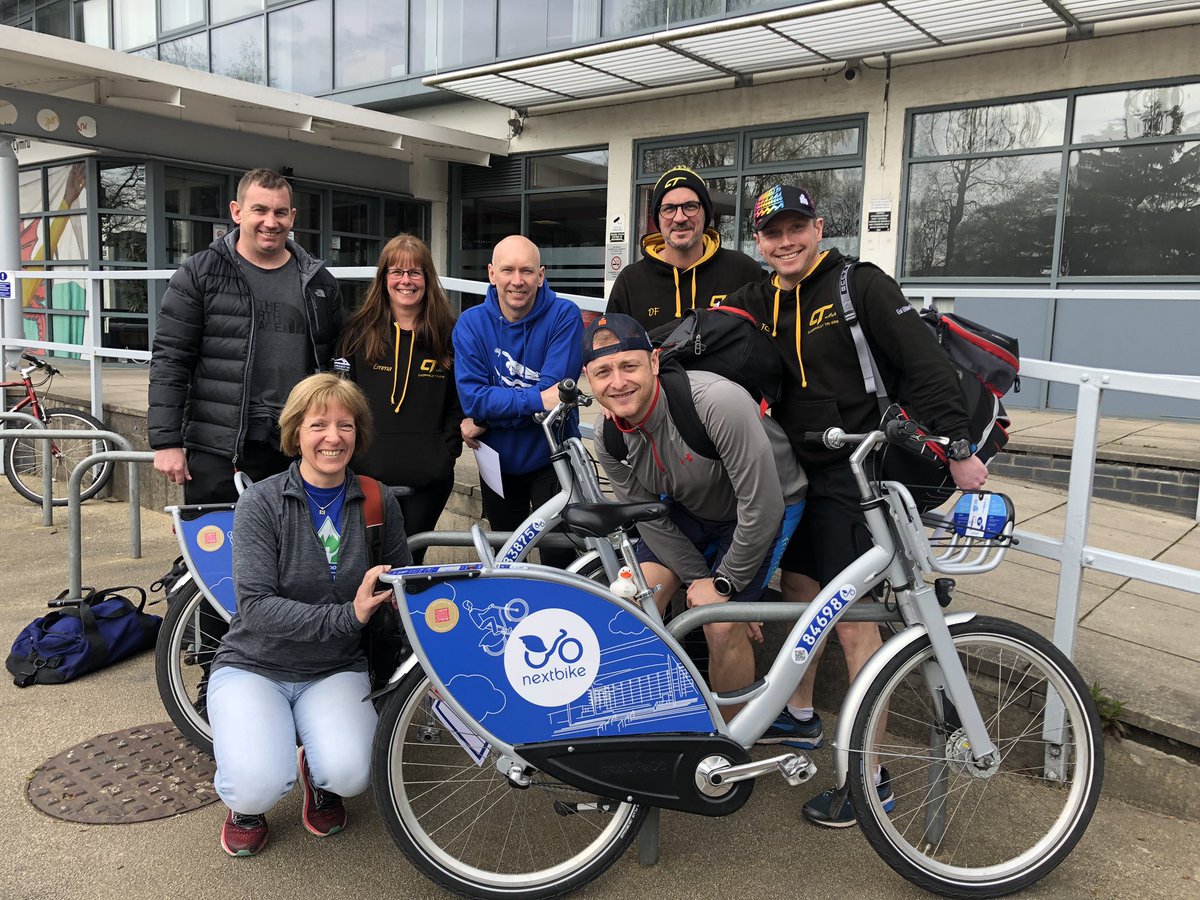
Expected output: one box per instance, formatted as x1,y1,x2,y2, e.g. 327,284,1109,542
3,2,1199,415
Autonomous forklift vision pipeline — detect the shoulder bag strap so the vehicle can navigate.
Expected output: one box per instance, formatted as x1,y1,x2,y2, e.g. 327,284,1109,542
358,475,385,567
837,260,891,418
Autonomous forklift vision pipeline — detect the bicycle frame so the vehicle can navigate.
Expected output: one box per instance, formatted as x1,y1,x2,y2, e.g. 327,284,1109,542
382,427,1007,814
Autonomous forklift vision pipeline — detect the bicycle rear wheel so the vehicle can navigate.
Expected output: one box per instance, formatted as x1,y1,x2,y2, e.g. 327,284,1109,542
4,408,114,506
373,667,647,899
849,616,1103,897
154,580,228,755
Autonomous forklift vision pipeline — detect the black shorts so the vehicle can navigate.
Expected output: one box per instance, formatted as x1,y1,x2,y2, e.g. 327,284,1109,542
779,464,875,587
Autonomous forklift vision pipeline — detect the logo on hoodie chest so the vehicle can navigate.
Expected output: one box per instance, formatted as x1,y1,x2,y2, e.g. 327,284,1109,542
494,348,541,388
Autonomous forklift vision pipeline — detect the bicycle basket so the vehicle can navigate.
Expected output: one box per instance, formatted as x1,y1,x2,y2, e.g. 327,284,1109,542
884,483,1015,575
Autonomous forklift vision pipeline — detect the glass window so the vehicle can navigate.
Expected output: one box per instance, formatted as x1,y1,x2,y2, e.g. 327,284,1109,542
160,32,209,71
47,162,88,210
45,215,88,260
332,191,379,234
164,168,224,217
334,0,406,88
603,0,664,34
911,99,1067,158
750,127,860,164
20,218,42,263
166,219,216,264
34,0,69,37
269,0,331,95
409,0,496,74
293,190,321,231
212,16,265,83
99,165,146,211
903,153,1059,278
159,0,203,34
100,215,148,262
529,190,605,297
459,195,521,285
384,198,427,237
327,235,379,267
498,0,598,57
101,274,149,314
1061,142,1200,277
211,0,260,24
530,150,609,188
641,140,736,174
19,168,41,214
113,0,154,49
75,0,109,46
1073,83,1200,143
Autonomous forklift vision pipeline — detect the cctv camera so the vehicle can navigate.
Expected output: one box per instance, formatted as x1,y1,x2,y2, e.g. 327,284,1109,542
844,66,859,82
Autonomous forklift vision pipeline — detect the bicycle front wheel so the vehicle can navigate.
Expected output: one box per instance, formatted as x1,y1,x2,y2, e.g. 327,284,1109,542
849,616,1103,898
154,580,228,756
4,408,114,506
373,668,647,899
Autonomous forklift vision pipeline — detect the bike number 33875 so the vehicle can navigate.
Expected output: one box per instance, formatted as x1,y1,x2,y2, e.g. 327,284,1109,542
796,585,857,650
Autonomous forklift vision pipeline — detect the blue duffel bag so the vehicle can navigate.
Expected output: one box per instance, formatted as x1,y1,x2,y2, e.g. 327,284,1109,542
6,586,161,687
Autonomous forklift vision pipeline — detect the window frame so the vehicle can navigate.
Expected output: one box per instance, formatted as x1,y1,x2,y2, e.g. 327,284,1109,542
899,76,1200,285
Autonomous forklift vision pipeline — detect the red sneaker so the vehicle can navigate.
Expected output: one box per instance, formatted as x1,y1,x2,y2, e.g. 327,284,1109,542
220,810,268,857
298,747,346,837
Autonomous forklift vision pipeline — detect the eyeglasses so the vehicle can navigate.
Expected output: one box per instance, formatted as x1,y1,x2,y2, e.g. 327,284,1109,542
386,267,425,280
657,200,703,218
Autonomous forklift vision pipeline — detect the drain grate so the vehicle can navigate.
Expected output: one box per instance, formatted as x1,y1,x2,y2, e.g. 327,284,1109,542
27,722,219,824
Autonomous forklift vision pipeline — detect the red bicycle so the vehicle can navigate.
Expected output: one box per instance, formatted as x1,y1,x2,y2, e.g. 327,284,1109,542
2,353,113,505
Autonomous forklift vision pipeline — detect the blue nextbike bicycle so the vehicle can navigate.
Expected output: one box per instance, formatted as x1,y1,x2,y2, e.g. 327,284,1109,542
370,395,1103,899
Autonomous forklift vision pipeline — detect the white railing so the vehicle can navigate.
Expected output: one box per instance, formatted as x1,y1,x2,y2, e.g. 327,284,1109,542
2,268,1198,667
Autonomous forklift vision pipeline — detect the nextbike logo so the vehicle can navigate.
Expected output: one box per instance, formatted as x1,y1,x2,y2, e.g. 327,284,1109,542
504,609,601,707
502,519,544,562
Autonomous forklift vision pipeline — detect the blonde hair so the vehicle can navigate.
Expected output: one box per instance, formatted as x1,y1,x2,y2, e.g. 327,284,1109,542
278,374,374,457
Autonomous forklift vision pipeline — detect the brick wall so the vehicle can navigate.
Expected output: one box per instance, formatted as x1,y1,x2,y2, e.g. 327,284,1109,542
989,450,1200,517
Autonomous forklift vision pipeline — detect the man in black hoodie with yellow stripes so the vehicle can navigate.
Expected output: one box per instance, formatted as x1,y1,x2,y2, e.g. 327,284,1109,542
723,183,989,828
606,166,762,339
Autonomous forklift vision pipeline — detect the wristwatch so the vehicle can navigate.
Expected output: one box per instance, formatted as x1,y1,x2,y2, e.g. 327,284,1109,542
947,439,974,461
712,574,734,597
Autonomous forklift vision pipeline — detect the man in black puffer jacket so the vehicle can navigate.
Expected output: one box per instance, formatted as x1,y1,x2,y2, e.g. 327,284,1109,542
149,168,343,503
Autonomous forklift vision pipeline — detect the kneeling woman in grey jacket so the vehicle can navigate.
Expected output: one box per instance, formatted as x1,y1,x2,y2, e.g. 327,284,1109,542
207,373,411,858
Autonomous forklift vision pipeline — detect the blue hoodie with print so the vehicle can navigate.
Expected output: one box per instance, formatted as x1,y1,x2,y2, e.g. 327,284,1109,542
452,282,583,475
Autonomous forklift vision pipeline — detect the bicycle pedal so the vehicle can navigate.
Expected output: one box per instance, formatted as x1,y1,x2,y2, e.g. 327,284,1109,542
779,753,818,787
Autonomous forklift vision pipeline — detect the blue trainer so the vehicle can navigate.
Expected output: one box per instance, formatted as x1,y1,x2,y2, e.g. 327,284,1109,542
801,768,895,829
758,710,825,750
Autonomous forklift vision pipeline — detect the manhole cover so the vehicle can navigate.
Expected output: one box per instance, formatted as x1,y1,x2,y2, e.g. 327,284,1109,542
27,722,218,824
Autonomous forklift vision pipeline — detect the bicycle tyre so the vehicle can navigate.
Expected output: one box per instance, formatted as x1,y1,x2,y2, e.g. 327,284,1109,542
154,580,228,756
848,616,1103,898
372,666,647,899
4,408,114,506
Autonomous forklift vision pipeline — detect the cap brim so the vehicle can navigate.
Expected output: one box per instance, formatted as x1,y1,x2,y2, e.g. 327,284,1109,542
753,207,817,232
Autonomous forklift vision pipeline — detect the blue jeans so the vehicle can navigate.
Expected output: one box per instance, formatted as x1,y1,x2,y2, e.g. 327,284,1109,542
208,665,377,815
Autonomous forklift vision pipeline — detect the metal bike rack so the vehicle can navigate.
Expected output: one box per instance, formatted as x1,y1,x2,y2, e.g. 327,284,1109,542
66,449,154,600
0,411,53,526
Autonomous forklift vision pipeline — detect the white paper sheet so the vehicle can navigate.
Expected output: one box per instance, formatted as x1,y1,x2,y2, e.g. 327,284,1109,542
473,441,504,498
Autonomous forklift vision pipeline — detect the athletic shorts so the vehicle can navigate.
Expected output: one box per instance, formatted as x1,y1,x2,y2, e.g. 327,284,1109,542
779,464,875,587
635,500,805,602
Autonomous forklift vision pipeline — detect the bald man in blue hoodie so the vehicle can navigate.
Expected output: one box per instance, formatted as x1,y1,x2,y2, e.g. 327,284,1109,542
452,235,584,568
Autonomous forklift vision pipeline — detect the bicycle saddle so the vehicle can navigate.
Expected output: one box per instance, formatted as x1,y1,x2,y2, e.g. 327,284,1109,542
561,501,666,538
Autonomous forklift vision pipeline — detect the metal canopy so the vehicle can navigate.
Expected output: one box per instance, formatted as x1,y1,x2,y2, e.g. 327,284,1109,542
0,26,508,172
425,0,1200,109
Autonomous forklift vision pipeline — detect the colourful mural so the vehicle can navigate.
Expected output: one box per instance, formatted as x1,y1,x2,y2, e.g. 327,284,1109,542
19,162,87,350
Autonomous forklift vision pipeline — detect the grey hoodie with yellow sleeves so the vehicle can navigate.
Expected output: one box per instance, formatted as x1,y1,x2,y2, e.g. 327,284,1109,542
606,229,764,338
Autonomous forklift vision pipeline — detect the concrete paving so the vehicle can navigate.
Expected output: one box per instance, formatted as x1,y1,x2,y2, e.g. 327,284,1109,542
0,489,1199,899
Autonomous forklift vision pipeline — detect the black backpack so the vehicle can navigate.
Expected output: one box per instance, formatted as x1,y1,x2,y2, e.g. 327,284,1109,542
656,305,783,405
836,260,1017,511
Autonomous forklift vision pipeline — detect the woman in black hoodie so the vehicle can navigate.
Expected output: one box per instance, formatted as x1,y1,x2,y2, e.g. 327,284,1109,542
340,235,463,561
